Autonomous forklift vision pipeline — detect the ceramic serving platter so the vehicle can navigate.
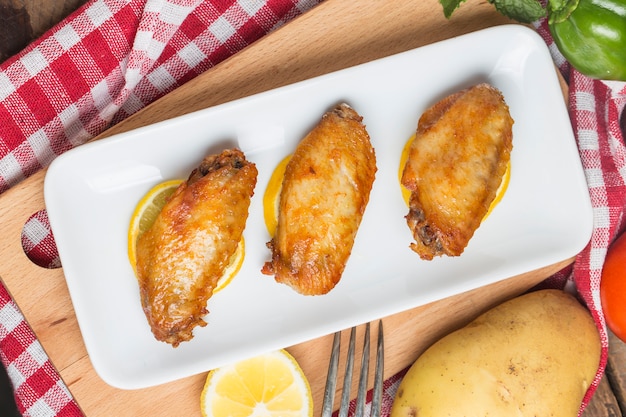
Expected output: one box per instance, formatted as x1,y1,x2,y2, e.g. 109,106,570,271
44,25,592,389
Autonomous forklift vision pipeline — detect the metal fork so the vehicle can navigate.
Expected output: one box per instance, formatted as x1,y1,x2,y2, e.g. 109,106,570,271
321,321,384,417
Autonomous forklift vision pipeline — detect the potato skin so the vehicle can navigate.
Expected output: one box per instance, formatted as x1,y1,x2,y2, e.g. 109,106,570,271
390,289,601,417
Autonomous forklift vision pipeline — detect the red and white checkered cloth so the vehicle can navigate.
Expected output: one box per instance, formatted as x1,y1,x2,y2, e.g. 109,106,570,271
1,0,625,415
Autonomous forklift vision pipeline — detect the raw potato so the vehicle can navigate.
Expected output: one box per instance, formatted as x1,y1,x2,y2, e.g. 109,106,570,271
390,289,601,417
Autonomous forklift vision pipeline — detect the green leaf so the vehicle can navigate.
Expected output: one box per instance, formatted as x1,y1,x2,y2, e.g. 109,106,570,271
439,0,467,18
488,0,546,23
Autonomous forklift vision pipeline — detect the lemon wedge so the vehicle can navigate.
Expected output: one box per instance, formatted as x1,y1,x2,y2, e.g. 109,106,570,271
201,349,313,417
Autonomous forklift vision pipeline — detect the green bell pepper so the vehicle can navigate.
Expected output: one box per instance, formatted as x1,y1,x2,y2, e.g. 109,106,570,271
440,0,626,81
548,0,626,81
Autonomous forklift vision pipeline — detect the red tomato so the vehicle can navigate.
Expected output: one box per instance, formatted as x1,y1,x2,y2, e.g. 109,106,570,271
601,231,626,342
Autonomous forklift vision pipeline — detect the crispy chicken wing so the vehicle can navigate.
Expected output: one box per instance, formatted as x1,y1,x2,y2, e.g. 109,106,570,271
261,103,376,295
401,83,513,260
136,149,257,346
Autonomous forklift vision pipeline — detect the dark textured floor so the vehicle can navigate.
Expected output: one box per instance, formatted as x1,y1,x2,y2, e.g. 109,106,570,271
0,363,20,416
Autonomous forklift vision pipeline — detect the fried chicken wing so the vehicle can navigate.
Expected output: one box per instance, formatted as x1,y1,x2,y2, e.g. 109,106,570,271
401,83,513,260
261,103,376,295
136,149,257,346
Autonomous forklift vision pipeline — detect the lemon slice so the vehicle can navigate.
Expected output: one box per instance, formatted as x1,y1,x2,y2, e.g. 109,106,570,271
398,134,510,219
398,135,414,205
201,349,313,417
484,161,510,219
263,155,291,237
128,179,183,272
213,238,245,293
128,179,244,293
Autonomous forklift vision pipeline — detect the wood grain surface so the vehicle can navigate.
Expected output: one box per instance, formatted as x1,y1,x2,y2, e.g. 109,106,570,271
582,330,625,417
0,0,606,416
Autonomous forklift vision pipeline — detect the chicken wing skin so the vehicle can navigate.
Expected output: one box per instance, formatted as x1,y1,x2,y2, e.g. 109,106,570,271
261,103,376,295
401,83,513,260
136,149,257,346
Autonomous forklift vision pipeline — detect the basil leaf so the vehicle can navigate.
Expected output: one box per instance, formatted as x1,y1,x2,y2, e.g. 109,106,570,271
488,0,546,23
439,0,467,18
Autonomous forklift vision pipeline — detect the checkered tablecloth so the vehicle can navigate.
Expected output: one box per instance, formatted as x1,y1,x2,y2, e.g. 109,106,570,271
1,1,625,416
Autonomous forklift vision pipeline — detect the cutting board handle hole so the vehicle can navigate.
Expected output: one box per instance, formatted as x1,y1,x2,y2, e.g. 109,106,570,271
21,210,62,269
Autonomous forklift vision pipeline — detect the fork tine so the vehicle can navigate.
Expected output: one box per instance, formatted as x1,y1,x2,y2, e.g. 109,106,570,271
322,322,384,417
354,322,371,417
370,320,384,417
338,327,356,417
321,331,341,417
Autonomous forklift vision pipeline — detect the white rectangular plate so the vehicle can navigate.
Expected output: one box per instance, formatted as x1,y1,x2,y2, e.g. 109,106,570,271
44,24,592,389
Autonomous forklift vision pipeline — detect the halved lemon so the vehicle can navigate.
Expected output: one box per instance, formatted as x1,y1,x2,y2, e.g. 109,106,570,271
398,134,510,219
200,349,313,417
127,179,244,293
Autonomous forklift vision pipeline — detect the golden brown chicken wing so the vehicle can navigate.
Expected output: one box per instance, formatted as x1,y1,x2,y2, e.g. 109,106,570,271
261,103,376,295
136,149,257,346
401,83,513,260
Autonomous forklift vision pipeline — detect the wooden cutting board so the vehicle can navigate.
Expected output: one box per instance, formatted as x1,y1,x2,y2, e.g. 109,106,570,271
0,0,573,415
